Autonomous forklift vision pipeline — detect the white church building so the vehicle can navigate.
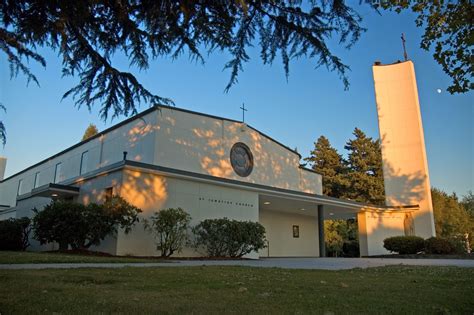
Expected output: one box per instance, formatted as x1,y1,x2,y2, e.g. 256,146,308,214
0,60,436,257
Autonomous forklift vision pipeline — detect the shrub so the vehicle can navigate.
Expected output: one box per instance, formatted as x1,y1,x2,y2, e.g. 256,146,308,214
383,236,425,254
33,197,141,250
0,217,31,251
424,237,454,254
342,240,360,257
193,218,266,257
144,208,191,257
447,236,469,254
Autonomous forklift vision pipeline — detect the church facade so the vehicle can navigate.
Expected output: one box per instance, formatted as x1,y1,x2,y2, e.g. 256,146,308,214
0,61,434,258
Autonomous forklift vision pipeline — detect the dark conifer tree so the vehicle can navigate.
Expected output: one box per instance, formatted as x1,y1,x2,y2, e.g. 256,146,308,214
304,136,347,197
343,128,385,205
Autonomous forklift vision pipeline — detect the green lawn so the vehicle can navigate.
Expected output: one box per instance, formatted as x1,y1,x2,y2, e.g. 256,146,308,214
0,266,473,314
0,251,163,264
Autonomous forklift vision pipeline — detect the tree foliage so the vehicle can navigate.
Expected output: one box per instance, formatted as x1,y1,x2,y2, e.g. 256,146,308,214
32,197,141,250
1,1,471,147
324,219,358,257
379,0,473,94
144,207,191,257
431,188,473,241
0,0,363,122
193,218,266,258
305,128,385,205
343,128,385,205
461,190,474,219
0,217,31,251
82,123,99,141
0,104,6,146
305,129,384,256
304,136,347,197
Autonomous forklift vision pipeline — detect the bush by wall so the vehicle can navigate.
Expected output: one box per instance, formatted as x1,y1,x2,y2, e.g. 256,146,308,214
33,197,141,250
424,237,454,254
0,217,31,251
383,236,425,254
342,240,360,257
193,218,266,257
447,236,469,254
143,207,191,257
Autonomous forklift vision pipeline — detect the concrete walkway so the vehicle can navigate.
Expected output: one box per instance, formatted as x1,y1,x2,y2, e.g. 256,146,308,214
1,257,473,270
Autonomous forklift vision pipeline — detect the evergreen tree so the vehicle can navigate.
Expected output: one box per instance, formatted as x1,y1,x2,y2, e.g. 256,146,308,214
82,124,99,141
461,191,474,219
1,2,471,144
343,128,385,205
304,136,347,197
432,188,473,239
0,104,5,145
1,1,364,123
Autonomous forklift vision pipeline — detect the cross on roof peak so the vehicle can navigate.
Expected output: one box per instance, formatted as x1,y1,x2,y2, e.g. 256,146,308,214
240,103,248,123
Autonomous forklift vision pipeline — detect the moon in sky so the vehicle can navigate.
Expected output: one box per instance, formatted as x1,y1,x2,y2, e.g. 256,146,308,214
437,88,442,94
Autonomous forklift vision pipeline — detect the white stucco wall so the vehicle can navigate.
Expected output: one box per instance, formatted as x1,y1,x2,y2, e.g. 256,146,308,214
0,107,321,210
259,209,319,257
0,111,157,208
153,107,322,194
358,211,406,256
117,169,260,258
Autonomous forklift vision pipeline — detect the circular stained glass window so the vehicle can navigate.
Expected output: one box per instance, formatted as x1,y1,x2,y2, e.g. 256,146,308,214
230,142,253,177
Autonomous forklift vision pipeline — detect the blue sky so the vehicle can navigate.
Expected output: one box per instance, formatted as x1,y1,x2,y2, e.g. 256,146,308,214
0,5,472,197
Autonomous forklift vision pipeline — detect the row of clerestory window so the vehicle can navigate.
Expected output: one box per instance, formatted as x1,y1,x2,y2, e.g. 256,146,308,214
17,150,90,196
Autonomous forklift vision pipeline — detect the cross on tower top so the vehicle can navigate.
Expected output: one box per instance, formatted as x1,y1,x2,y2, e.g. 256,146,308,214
240,103,248,123
401,33,408,61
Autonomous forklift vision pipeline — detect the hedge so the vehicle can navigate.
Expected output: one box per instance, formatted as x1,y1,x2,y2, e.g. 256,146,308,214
424,237,454,255
383,236,425,254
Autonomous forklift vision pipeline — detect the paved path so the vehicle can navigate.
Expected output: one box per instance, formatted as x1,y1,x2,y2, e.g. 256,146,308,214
1,257,473,270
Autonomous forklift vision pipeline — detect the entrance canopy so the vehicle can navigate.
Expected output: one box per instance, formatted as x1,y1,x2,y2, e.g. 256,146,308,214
258,191,419,257
17,183,80,201
259,192,418,220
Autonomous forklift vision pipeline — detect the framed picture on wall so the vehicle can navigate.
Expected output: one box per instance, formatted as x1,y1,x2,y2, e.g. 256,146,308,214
293,225,299,238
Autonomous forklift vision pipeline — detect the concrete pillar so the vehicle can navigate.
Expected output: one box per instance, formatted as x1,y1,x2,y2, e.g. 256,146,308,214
358,212,369,257
317,205,325,257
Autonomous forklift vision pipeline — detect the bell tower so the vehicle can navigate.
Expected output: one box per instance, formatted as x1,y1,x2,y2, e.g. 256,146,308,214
372,60,436,238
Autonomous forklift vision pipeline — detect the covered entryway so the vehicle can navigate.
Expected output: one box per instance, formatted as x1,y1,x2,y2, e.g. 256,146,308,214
257,192,418,258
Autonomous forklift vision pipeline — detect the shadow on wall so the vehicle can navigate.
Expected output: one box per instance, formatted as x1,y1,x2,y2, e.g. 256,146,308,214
120,170,168,212
382,160,426,207
155,112,315,193
378,131,427,207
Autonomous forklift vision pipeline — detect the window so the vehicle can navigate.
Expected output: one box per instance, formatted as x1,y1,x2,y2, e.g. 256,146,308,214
34,172,40,188
80,151,89,175
17,179,24,196
54,163,62,183
292,225,300,238
104,187,113,202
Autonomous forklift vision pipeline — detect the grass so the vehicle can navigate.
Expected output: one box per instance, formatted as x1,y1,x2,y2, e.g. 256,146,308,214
0,265,473,314
0,251,164,264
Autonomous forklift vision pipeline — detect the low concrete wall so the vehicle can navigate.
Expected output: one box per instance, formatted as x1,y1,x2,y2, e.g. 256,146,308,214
358,211,406,256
